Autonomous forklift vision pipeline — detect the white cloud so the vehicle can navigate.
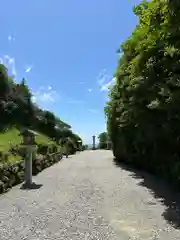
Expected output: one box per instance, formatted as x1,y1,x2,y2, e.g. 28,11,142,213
8,36,12,42
25,66,33,73
100,77,116,92
96,69,116,92
88,88,92,93
97,69,109,86
0,55,16,77
8,35,15,43
32,86,60,105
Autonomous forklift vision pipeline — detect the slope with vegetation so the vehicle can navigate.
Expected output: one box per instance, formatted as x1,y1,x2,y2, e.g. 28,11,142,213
0,63,82,163
105,0,180,186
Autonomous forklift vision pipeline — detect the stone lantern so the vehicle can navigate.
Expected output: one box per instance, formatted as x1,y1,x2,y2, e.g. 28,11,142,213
20,129,38,187
21,129,37,145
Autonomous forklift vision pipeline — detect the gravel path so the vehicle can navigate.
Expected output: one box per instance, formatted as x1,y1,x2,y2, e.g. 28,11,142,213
0,150,180,239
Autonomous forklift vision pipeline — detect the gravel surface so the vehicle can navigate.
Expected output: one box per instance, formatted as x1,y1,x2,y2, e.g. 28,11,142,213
0,150,180,239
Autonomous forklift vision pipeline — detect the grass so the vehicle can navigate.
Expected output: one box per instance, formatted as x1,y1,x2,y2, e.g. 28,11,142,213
0,127,59,163
8,155,22,163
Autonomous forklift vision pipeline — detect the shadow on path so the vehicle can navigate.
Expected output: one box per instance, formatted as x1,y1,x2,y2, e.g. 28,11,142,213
20,182,43,190
113,158,180,229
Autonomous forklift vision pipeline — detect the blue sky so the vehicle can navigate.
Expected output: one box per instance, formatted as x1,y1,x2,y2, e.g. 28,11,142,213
0,0,141,144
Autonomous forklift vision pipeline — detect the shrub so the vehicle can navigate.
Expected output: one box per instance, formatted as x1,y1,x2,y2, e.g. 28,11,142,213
49,144,58,154
37,143,49,155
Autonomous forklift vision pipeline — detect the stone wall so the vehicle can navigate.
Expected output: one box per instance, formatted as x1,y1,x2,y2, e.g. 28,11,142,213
0,152,63,194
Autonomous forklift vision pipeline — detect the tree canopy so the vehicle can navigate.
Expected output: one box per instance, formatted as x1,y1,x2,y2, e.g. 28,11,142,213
98,132,108,149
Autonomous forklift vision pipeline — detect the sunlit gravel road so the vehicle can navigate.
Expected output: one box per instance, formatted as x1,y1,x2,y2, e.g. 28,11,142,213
0,150,180,239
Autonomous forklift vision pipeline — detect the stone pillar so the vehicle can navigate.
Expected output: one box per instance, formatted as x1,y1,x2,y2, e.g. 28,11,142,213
92,135,96,149
25,147,33,185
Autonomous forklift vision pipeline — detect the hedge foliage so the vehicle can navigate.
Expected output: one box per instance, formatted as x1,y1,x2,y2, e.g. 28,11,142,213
105,0,180,186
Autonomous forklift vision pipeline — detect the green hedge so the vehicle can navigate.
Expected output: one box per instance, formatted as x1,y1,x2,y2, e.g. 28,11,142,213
0,152,62,194
105,0,180,188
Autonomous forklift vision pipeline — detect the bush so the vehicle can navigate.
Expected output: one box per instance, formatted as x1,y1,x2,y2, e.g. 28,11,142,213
82,145,88,151
49,144,58,154
9,144,26,158
0,152,9,162
37,143,49,155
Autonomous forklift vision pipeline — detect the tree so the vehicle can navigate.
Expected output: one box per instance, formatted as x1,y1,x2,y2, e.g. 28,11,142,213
0,64,11,98
98,132,108,149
